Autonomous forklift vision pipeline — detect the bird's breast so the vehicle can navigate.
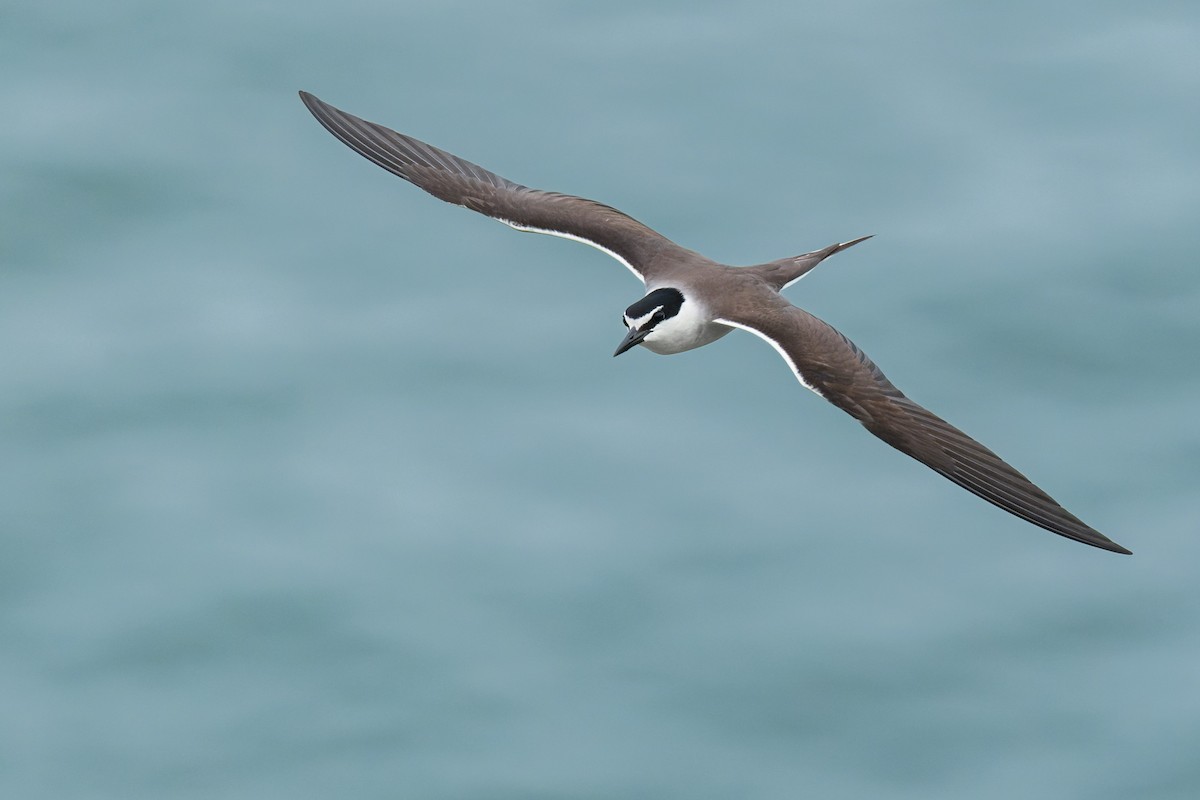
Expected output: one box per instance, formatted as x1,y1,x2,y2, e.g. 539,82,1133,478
641,319,733,355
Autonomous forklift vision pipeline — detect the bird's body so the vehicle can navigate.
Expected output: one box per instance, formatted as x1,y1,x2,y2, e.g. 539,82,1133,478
299,91,1130,555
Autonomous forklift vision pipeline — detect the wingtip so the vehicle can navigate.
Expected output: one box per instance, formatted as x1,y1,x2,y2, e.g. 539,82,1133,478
1076,531,1131,555
1080,526,1131,555
838,234,874,251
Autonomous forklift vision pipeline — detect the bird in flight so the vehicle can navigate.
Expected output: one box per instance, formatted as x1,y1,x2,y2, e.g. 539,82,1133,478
299,91,1130,555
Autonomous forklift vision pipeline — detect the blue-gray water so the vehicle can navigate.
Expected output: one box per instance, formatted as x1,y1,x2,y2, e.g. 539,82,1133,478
4,2,1198,798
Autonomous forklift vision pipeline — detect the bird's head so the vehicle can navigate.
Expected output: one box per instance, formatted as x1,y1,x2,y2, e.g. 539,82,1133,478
613,288,685,356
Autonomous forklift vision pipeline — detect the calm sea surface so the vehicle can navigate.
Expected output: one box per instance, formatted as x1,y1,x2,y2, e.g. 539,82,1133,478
3,2,1199,798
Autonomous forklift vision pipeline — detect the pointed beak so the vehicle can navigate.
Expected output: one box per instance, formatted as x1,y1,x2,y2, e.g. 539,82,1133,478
613,326,649,357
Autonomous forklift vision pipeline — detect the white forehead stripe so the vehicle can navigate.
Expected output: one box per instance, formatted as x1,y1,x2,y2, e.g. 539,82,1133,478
500,220,643,281
629,305,663,330
714,318,825,398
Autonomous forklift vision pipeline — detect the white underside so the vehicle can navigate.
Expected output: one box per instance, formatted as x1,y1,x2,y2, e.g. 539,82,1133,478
500,220,644,282
714,318,824,397
640,317,733,354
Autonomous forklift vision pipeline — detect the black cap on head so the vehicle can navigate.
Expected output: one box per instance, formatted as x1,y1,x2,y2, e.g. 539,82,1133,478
624,288,683,324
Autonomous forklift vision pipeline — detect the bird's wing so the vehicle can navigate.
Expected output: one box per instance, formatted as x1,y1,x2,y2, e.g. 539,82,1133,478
300,91,685,283
749,235,874,291
715,300,1130,554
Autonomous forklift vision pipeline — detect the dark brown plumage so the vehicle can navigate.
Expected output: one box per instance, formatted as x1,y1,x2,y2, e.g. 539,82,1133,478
300,91,1130,555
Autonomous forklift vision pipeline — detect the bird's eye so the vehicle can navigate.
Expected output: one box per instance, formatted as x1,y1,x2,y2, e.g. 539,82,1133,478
653,310,666,322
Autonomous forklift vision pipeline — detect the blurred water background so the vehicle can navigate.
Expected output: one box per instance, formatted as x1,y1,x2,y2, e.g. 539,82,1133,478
3,1,1199,798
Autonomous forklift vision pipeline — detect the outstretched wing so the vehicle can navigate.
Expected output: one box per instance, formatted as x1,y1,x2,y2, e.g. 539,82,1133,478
716,300,1130,554
300,91,684,283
